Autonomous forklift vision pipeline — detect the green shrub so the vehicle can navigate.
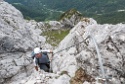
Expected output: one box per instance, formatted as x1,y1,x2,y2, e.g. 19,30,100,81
42,29,70,46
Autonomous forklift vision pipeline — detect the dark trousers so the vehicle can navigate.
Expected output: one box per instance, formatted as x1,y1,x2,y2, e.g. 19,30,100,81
38,63,50,72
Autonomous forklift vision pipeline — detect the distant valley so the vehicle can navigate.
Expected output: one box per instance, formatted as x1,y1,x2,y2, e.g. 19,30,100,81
5,0,125,24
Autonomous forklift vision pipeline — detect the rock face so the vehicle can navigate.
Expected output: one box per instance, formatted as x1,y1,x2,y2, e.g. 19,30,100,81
53,18,125,84
0,1,48,84
1,1,125,84
60,9,83,28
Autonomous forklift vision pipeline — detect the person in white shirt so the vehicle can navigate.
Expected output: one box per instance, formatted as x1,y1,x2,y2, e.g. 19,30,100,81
31,47,53,72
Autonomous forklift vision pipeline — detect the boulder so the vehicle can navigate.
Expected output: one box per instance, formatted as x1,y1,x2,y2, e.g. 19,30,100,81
0,1,47,83
53,18,125,84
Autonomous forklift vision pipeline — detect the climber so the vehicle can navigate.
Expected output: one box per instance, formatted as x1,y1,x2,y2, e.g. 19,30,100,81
31,47,53,72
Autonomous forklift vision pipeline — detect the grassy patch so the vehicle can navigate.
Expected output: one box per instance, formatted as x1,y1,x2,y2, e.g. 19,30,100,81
42,29,70,46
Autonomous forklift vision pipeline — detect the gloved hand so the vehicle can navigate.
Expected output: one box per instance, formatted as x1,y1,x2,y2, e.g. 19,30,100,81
35,66,38,71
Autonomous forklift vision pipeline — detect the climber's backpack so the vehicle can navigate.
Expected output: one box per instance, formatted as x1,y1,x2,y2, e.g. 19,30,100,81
31,51,35,59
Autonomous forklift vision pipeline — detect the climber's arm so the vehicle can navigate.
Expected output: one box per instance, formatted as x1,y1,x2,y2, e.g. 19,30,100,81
42,49,53,54
33,58,38,71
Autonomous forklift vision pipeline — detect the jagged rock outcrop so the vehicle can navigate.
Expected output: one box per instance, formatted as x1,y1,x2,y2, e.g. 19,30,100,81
0,1,50,84
0,1,71,84
60,9,83,28
53,18,125,84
